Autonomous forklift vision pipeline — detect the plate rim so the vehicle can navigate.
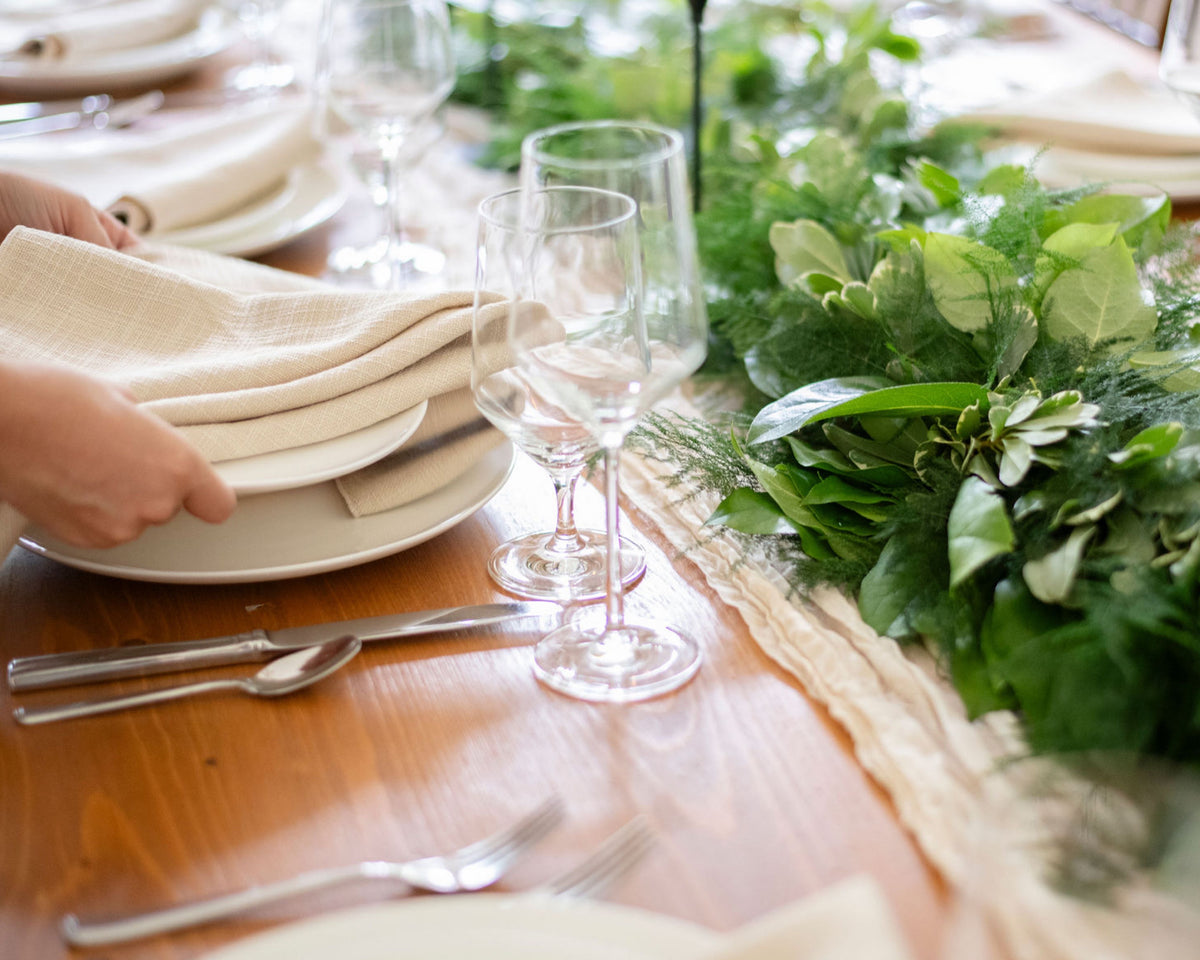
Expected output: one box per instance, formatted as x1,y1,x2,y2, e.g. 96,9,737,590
213,400,428,495
0,7,236,88
19,442,516,584
154,158,350,258
195,892,720,960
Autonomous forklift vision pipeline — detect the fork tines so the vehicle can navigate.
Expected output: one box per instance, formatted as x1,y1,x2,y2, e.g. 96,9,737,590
545,816,656,899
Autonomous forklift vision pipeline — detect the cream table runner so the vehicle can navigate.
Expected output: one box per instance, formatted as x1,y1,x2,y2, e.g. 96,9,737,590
620,396,1200,960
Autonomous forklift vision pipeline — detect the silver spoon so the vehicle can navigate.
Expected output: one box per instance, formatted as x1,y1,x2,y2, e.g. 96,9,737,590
12,636,361,726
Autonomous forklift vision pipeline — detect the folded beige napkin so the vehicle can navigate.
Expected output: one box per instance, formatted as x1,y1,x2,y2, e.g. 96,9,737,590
336,387,504,518
0,0,206,60
699,876,914,960
952,70,1200,155
0,100,321,235
0,226,490,461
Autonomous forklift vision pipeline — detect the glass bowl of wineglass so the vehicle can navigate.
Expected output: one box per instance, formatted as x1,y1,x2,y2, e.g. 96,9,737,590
510,121,709,703
471,187,647,603
323,0,455,291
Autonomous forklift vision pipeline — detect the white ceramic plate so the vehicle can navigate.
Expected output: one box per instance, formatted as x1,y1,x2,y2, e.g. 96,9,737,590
155,159,349,258
19,442,515,583
0,8,236,96
213,401,427,495
199,895,718,960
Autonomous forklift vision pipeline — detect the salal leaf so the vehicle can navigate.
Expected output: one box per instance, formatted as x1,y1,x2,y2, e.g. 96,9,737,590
917,161,961,207
707,488,797,535
858,536,928,639
1040,238,1157,352
1109,422,1184,468
1031,222,1119,307
785,437,913,487
1022,525,1096,604
1127,350,1200,392
804,476,893,506
924,233,1016,333
947,476,1015,588
1045,190,1170,256
976,164,1028,196
750,378,987,443
770,219,852,287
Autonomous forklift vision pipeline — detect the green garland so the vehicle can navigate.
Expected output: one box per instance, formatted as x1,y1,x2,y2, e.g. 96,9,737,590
456,1,1200,767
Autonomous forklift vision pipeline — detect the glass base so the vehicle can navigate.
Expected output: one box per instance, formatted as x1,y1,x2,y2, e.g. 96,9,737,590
488,529,645,602
324,238,446,291
533,620,701,703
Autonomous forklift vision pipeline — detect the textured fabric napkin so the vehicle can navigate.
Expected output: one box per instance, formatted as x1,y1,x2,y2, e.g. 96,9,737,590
0,227,489,461
0,101,321,235
0,0,206,60
699,876,914,960
0,228,504,563
952,70,1200,155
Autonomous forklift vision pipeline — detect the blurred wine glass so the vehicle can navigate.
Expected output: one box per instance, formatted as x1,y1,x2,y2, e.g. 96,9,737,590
1162,0,1200,119
472,187,646,602
323,0,455,291
223,0,295,95
511,121,708,703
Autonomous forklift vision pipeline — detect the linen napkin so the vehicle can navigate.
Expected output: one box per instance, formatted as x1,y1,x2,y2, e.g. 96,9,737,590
950,70,1200,155
0,226,489,461
0,0,206,61
0,100,321,235
699,876,915,960
0,227,505,554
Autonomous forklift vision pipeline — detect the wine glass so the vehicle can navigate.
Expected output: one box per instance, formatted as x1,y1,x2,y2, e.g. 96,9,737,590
222,0,295,96
471,187,646,602
323,0,455,291
1162,0,1200,120
511,121,709,703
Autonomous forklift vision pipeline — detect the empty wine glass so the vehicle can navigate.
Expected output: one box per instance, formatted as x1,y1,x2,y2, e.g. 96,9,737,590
511,121,708,703
471,187,646,602
1162,0,1200,120
323,0,455,291
222,0,295,96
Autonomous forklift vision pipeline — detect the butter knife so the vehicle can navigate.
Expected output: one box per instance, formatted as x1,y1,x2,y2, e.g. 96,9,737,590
0,89,164,140
7,601,559,692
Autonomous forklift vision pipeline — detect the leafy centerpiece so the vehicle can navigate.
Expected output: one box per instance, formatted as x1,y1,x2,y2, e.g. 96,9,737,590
453,0,1200,768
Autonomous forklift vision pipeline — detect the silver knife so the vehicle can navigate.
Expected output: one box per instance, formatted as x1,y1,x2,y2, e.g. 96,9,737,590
7,601,559,692
0,89,164,140
0,94,112,124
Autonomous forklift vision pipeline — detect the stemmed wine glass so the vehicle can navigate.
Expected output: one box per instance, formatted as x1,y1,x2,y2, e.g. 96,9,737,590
471,187,646,602
1162,0,1200,119
323,0,455,291
510,121,709,703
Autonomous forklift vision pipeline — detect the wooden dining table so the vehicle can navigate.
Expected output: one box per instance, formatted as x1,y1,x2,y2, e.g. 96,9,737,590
0,4,1174,958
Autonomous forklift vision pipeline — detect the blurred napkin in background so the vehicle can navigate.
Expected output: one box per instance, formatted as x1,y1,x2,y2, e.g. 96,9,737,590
699,876,915,960
0,227,500,516
944,69,1200,196
951,70,1200,155
0,0,208,60
0,100,321,235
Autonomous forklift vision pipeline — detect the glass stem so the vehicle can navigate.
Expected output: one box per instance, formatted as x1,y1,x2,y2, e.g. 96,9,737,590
381,142,405,290
602,443,625,632
545,470,586,557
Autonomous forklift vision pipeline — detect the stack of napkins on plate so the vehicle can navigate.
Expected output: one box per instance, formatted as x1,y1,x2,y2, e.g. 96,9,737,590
0,227,505,552
0,99,324,238
946,70,1200,199
0,0,208,61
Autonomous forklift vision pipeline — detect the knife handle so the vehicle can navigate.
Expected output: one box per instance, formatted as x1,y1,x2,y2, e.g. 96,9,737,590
7,632,275,692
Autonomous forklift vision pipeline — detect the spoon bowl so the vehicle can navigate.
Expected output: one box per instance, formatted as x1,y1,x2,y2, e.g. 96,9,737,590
13,635,362,725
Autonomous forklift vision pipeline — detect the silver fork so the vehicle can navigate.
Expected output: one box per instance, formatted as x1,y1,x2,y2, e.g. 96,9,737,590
542,816,656,899
60,796,564,948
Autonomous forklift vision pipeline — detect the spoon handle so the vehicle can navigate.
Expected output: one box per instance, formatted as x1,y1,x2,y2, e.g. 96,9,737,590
12,679,239,725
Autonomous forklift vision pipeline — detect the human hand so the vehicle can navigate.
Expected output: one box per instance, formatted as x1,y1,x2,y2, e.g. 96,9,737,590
0,171,136,249
0,362,235,548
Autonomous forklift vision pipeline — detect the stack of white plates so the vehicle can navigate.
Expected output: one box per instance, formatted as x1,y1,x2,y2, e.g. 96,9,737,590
19,401,517,583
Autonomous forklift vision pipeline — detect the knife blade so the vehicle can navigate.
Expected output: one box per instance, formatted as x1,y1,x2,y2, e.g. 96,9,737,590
7,601,559,692
0,94,111,124
0,89,163,140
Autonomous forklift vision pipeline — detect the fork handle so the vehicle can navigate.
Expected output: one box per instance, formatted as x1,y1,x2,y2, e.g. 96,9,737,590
60,862,400,947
